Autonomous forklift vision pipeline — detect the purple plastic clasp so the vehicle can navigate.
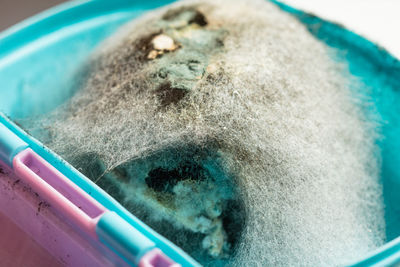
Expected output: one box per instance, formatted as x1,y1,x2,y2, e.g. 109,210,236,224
13,148,106,238
139,248,181,267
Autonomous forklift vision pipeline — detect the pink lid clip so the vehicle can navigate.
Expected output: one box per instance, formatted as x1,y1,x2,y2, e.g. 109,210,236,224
139,248,182,267
13,148,107,238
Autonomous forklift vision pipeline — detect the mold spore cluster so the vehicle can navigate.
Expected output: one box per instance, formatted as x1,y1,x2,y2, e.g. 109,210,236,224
28,0,385,266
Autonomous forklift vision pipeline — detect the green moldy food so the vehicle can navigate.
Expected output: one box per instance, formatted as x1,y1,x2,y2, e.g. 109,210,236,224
24,0,387,266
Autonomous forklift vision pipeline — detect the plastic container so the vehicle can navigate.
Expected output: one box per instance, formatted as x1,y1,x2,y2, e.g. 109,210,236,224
0,0,400,266
0,116,187,266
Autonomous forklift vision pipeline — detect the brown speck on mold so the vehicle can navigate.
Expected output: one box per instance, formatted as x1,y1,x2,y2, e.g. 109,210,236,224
12,179,20,186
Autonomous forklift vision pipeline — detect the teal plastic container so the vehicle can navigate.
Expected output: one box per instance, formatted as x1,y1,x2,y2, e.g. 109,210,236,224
0,0,399,266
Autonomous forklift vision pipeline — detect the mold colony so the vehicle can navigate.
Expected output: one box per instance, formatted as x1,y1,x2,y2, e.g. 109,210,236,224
26,0,385,265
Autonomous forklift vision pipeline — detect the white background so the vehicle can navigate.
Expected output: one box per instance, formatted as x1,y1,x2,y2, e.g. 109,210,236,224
0,0,399,58
281,0,400,58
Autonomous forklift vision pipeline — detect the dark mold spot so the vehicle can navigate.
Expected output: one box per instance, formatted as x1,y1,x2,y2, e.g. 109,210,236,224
0,167,5,174
155,82,187,107
187,59,203,72
163,7,208,27
215,38,225,48
222,199,246,248
188,10,208,26
146,167,180,193
145,162,205,193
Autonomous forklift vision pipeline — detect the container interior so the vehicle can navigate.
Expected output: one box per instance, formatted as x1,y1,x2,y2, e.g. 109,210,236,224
0,211,62,267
